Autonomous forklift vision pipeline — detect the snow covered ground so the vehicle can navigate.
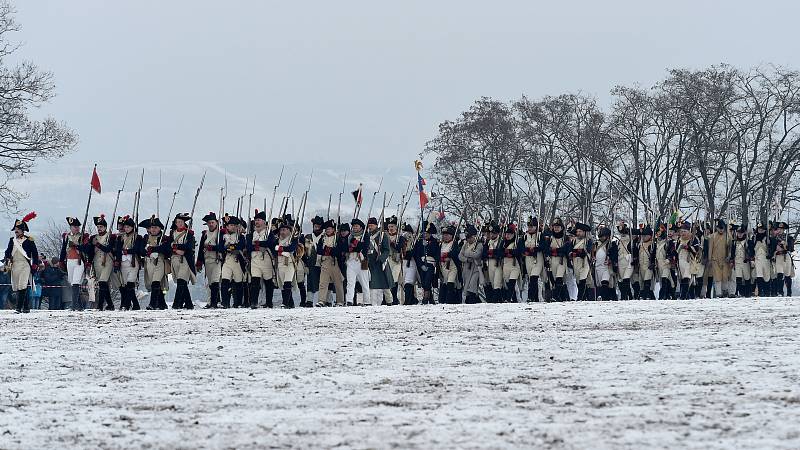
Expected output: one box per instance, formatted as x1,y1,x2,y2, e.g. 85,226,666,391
1,299,799,449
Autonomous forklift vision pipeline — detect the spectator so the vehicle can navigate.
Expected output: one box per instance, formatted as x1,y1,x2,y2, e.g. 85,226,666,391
29,270,43,310
42,257,66,310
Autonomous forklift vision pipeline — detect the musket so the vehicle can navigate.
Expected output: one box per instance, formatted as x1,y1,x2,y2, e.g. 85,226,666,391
188,170,207,230
268,165,285,225
327,194,332,221
365,176,384,220
156,170,162,219
236,177,248,219
336,171,347,227
280,173,298,218
159,174,184,246
104,170,129,265
247,175,256,228
133,168,145,227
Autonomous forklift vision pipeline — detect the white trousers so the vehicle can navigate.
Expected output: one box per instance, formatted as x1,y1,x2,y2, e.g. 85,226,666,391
120,257,138,284
66,259,84,285
345,258,370,304
402,260,418,284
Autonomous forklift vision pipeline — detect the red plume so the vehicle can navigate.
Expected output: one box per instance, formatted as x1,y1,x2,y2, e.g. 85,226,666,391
255,209,259,214
100,213,105,218
22,212,37,223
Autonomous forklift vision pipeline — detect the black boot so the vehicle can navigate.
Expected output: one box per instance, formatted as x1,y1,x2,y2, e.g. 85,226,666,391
249,277,262,309
180,280,193,309
128,282,140,310
232,282,244,307
632,280,641,299
693,283,702,299
204,282,220,308
150,282,163,310
100,281,114,310
21,290,30,313
390,285,399,305
403,283,417,305
786,277,793,297
71,284,82,311
680,279,691,300
220,279,231,308
528,276,539,302
282,282,294,308
465,292,479,304
14,290,23,313
507,279,517,303
262,279,275,308
299,282,311,307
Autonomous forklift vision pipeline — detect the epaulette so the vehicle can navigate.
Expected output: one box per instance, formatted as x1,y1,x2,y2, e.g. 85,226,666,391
28,236,35,241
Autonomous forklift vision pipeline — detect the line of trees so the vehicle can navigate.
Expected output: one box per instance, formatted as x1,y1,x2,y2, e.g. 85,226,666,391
425,64,800,231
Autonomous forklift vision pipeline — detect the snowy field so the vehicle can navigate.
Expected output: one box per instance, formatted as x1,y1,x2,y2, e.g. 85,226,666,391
1,299,799,449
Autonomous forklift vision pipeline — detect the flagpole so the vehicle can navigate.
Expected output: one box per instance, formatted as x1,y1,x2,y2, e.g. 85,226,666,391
80,164,97,239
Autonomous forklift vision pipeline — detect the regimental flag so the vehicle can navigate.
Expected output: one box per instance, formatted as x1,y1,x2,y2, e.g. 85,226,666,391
352,183,363,207
668,209,681,225
91,166,102,194
415,160,429,209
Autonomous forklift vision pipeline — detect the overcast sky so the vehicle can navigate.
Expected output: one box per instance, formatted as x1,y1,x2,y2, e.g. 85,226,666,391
13,0,800,167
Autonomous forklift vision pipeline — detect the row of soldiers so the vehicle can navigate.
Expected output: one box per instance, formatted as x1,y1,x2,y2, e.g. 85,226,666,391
3,210,797,313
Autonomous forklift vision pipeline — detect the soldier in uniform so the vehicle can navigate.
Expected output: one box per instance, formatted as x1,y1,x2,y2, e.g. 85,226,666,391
772,222,793,296
438,225,461,304
246,210,277,308
413,222,440,305
305,216,325,305
60,217,89,311
220,215,246,308
315,219,346,306
752,222,774,296
366,217,392,306
384,216,405,305
730,223,754,297
460,224,483,304
707,219,731,298
521,217,545,303
400,223,419,305
634,225,656,299
692,224,709,298
89,215,115,311
167,213,196,309
482,223,503,302
540,218,571,302
610,223,634,300
655,225,677,300
275,217,298,308
595,225,616,301
197,212,223,308
499,224,521,302
4,213,39,313
113,215,142,310
571,222,594,301
344,218,370,306
139,215,170,310
675,221,700,299
480,224,492,300
237,217,249,307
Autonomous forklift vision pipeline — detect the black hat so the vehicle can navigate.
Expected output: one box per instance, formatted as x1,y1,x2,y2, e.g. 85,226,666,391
93,215,107,227
120,215,135,228
254,209,267,221
311,215,324,226
503,224,516,235
423,221,437,234
282,214,293,225
617,222,629,234
367,217,379,226
323,219,336,230
640,225,654,236
386,215,398,226
271,217,283,228
202,212,218,223
480,224,490,233
278,220,292,230
778,222,789,230
351,218,365,229
716,219,726,230
756,222,766,230
679,221,691,231
527,216,538,228
12,212,36,232
174,212,191,223
551,217,564,228
737,223,748,232
442,225,456,236
339,223,351,232
465,224,478,237
239,217,248,231
402,223,414,233
139,215,164,229
223,214,240,226
489,223,501,234
574,222,591,232
66,217,81,227
598,226,611,238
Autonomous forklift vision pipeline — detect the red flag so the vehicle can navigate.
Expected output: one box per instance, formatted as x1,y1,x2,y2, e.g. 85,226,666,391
90,166,102,194
351,183,363,207
417,172,428,209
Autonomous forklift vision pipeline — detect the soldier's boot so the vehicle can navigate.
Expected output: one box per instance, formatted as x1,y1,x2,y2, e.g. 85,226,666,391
249,278,262,309
262,279,275,308
446,282,458,304
299,282,311,307
735,278,744,298
70,284,82,311
679,279,691,300
618,280,629,300
242,280,251,308
659,278,670,300
437,284,448,304
151,282,163,310
21,290,30,313
390,285,399,305
773,275,785,297
220,279,231,308
204,282,220,309
232,282,244,307
281,282,294,308
785,277,793,296
403,283,417,305
465,292,479,304
179,280,193,309
577,280,587,301
705,280,713,298
507,280,518,302
527,276,538,302
119,285,129,310
128,282,141,310
632,281,641,299
102,282,114,310
14,290,23,313
693,283,703,299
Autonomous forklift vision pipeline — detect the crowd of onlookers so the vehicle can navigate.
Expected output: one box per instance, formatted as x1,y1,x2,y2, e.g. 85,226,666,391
0,255,84,311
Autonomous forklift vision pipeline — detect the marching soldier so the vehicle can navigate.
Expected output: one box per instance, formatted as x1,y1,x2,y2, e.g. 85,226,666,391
610,223,634,300
108,216,126,298
315,219,346,306
167,213,196,309
540,218,571,302
571,222,594,301
345,218,370,306
634,225,656,299
655,225,676,300
305,216,325,306
752,222,774,296
413,222,440,305
675,221,700,299
197,212,223,308
113,215,142,310
275,217,298,308
237,217,249,307
246,210,277,308
60,217,89,311
139,215,170,310
772,222,793,296
220,215,246,308
460,224,483,304
730,223,754,297
708,220,731,298
400,223,419,305
482,223,503,302
692,224,709,298
595,225,615,301
366,217,392,306
385,216,405,305
499,224,521,302
520,217,545,303
4,213,39,313
89,215,115,310
438,225,461,304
